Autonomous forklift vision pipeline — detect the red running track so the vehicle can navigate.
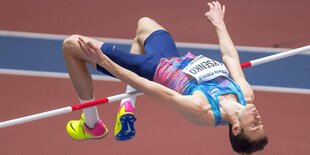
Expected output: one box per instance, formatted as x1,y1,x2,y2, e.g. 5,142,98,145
1,0,310,154
1,75,310,155
1,0,310,48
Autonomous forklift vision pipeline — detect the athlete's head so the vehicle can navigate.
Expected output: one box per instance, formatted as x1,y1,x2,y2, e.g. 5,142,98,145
229,104,268,154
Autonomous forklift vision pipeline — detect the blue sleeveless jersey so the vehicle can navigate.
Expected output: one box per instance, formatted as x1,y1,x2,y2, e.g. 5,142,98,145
188,77,246,126
154,52,246,126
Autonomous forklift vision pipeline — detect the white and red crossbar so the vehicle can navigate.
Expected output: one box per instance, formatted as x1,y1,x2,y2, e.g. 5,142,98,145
240,45,310,68
0,45,309,129
0,91,143,128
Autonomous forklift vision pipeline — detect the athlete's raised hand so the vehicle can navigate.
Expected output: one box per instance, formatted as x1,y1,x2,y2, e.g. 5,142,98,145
205,1,225,28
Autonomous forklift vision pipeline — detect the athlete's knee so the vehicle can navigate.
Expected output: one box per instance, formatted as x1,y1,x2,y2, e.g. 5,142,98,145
136,17,156,34
137,17,155,27
62,35,82,56
136,17,164,44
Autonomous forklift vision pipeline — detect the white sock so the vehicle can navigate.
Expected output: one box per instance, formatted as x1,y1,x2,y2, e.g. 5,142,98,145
79,97,100,128
120,85,136,108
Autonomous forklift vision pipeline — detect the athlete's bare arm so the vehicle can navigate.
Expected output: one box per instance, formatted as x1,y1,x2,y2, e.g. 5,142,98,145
205,1,254,104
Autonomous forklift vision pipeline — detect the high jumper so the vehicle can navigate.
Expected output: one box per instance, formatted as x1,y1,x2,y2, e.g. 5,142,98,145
62,1,267,154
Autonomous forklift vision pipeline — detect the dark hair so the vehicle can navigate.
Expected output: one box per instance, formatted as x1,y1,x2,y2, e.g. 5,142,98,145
228,124,268,154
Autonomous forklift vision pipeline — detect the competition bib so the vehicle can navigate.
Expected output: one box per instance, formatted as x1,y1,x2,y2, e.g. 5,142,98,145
182,55,229,83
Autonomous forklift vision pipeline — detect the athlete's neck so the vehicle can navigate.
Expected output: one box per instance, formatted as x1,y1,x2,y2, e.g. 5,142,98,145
218,95,244,124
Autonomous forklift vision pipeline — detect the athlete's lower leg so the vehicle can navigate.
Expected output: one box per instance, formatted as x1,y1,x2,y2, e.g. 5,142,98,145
119,36,142,108
62,35,102,128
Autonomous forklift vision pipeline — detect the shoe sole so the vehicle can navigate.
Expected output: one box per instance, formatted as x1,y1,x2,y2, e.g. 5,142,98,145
115,113,136,141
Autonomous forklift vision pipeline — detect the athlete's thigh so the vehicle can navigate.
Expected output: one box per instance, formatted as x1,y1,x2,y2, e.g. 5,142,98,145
136,17,179,57
97,43,153,79
143,30,179,58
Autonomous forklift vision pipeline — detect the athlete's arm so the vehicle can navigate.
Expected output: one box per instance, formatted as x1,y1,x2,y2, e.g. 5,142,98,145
205,1,254,104
77,37,213,125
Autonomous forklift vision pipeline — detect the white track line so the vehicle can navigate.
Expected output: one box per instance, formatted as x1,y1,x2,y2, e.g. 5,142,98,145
0,68,119,82
1,68,309,94
252,86,310,95
1,30,310,55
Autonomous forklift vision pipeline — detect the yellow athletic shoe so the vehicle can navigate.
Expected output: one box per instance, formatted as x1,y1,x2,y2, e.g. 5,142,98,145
66,113,108,140
114,101,136,141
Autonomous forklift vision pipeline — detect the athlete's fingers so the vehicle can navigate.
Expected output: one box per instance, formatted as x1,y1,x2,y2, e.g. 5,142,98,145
79,37,96,57
212,1,218,9
216,1,221,9
87,42,100,54
86,44,94,55
77,39,90,56
207,2,214,9
79,37,92,52
78,37,87,47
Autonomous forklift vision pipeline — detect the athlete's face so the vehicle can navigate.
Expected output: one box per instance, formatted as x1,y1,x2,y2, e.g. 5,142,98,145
238,104,266,141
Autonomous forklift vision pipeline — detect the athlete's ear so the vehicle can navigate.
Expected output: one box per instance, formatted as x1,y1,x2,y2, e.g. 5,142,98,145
232,122,241,136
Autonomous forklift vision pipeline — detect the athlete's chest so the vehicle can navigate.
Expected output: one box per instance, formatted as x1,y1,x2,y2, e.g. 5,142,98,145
182,55,229,84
